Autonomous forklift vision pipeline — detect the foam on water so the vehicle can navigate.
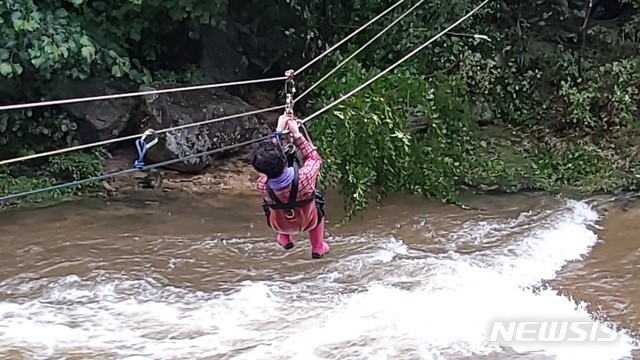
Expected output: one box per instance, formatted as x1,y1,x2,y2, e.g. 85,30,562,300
0,199,637,359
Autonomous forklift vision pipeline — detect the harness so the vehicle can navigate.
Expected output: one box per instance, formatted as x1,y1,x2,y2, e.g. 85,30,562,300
263,119,325,231
265,162,314,218
262,152,325,232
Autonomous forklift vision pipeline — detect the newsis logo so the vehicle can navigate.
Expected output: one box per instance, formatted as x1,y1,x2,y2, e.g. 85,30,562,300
488,320,619,343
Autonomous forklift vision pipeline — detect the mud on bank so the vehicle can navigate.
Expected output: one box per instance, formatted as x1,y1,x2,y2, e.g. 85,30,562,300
102,145,258,196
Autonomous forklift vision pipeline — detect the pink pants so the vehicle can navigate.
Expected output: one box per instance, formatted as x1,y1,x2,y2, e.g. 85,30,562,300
276,219,329,254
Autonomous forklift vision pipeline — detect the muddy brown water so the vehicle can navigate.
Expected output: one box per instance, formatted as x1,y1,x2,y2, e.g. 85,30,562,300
0,189,639,360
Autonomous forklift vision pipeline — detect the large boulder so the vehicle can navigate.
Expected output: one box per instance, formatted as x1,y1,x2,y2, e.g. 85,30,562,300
132,84,273,173
51,78,137,146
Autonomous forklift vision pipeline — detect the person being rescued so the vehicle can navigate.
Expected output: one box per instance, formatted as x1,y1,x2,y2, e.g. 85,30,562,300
250,113,330,259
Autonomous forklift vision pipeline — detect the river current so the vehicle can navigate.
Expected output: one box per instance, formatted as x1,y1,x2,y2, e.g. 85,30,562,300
0,190,638,360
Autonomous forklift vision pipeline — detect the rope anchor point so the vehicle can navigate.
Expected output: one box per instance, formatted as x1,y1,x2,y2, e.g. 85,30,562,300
134,129,159,170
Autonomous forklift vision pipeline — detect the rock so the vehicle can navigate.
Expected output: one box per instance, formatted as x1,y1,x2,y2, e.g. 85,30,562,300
199,22,250,84
51,78,138,146
132,84,273,173
470,95,496,126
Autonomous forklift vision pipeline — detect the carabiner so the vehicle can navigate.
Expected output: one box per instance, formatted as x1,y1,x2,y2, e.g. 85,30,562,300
134,128,159,169
139,129,159,149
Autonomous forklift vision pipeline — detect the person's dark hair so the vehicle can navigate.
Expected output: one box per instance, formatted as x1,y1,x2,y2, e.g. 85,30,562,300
250,140,287,178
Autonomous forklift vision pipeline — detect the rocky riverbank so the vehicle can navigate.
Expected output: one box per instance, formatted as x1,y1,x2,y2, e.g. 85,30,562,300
102,144,258,196
52,77,285,198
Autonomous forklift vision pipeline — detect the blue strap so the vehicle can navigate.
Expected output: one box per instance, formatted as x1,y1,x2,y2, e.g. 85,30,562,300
134,138,148,169
133,129,158,170
274,130,283,141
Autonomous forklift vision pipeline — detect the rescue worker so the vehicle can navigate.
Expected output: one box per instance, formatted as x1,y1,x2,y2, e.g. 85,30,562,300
250,114,330,259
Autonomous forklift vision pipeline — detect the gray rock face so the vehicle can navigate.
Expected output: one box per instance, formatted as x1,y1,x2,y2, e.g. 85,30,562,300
53,78,137,146
56,78,279,174
131,84,272,173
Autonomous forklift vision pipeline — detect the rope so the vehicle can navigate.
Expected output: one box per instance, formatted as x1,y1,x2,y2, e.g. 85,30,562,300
0,105,285,166
0,77,287,112
300,0,491,125
296,0,426,102
0,0,490,204
0,0,408,167
0,0,407,113
0,135,272,203
294,0,408,75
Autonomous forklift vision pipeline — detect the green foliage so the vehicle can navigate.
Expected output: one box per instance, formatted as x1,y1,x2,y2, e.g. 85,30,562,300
560,57,640,132
0,0,93,81
0,148,107,206
46,150,106,182
308,59,479,218
0,0,228,87
286,0,498,71
297,0,640,217
526,144,613,190
0,0,228,205
0,174,58,205
0,110,78,159
2,0,640,214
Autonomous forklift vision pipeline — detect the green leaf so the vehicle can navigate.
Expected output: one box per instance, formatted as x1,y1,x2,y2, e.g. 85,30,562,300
0,62,12,76
31,57,44,68
23,20,37,31
79,35,92,46
59,47,69,58
54,8,68,17
12,63,23,75
12,20,25,31
81,46,95,61
10,12,21,23
111,64,124,77
142,68,153,84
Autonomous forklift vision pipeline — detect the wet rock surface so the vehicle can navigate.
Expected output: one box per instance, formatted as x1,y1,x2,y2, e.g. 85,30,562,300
53,78,138,146
130,84,274,173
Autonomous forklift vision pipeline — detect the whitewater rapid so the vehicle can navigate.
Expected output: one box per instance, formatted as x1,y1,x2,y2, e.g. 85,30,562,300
0,199,636,359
